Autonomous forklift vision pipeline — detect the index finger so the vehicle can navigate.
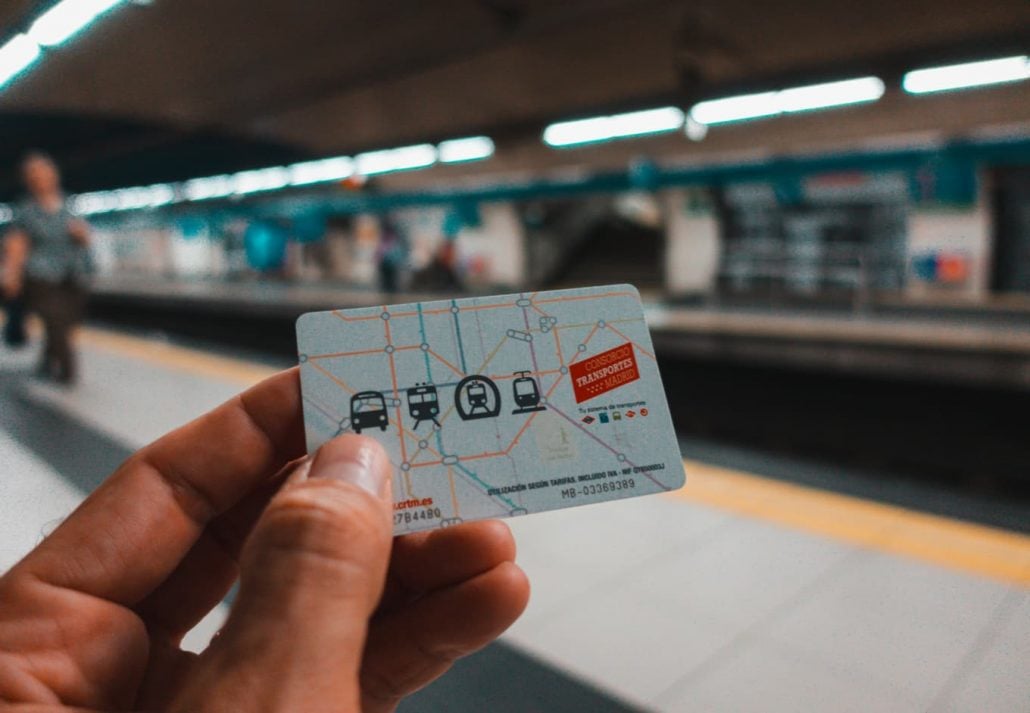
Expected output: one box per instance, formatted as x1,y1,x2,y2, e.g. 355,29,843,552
9,368,306,606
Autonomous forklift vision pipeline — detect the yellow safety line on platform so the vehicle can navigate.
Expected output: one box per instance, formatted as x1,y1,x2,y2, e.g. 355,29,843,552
81,326,1030,588
673,460,1030,588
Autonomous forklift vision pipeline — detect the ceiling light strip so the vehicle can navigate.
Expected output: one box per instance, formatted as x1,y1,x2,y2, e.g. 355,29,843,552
54,137,491,216
689,76,885,126
903,56,1030,95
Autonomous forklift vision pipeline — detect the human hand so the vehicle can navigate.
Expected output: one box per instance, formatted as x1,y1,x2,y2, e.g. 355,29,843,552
67,219,90,246
1,270,22,299
0,369,529,711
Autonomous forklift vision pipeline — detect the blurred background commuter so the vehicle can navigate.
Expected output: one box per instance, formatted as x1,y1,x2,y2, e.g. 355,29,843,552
376,216,408,293
1,255,26,349
1,153,92,385
410,238,462,293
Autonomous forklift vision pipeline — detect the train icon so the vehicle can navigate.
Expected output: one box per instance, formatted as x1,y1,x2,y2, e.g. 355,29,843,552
350,391,388,433
455,375,501,421
511,371,546,414
406,383,441,429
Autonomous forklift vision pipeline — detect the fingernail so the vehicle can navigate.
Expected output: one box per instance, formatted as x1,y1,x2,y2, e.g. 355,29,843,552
286,457,313,484
311,437,389,499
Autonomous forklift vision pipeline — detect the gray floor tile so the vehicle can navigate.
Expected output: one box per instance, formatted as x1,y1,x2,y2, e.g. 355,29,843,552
511,495,731,574
621,517,854,627
0,431,84,572
507,581,744,705
659,635,923,713
25,344,242,450
762,551,1012,706
506,495,732,628
504,549,614,630
932,590,1030,713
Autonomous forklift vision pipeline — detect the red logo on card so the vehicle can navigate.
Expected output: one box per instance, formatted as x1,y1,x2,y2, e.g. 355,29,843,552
569,342,640,404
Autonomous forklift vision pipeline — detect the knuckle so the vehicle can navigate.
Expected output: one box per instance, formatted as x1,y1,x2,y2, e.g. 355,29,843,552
252,481,389,563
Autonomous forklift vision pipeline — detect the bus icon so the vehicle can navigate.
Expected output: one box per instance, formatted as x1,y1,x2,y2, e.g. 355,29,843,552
350,391,388,433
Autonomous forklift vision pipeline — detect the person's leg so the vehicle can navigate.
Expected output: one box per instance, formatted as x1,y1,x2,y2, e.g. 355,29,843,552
49,282,85,384
2,295,28,347
62,282,87,383
24,280,58,377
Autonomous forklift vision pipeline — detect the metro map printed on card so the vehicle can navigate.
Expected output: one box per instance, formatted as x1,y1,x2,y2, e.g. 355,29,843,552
296,284,685,535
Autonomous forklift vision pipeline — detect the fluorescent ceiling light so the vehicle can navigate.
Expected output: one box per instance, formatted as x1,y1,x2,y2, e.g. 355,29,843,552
902,56,1030,94
28,0,126,48
61,137,488,214
684,115,709,141
289,157,354,186
71,183,176,214
689,76,884,126
543,107,685,147
355,144,437,175
689,93,779,125
778,77,884,112
146,183,176,207
0,34,42,90
232,167,290,195
184,175,234,201
116,187,153,210
438,136,495,163
70,191,117,214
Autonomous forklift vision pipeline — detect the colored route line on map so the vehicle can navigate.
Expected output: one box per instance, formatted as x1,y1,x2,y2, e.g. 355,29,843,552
309,360,356,394
451,299,469,373
428,348,464,378
520,295,541,375
306,289,663,511
605,322,656,361
304,394,341,423
383,314,408,464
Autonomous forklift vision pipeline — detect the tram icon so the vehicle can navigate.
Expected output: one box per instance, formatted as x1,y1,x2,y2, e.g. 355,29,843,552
406,383,440,429
350,391,388,433
455,375,501,421
511,371,546,414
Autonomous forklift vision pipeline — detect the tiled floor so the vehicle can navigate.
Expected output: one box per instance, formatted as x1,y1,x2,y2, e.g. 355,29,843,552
2,333,1028,713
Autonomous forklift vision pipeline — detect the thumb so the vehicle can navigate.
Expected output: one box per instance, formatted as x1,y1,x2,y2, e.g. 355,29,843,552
177,435,394,711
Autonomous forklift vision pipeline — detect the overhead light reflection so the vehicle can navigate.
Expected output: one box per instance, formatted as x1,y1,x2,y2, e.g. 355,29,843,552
355,144,437,175
232,167,290,195
438,136,495,163
28,0,127,48
184,175,234,201
288,157,354,186
903,56,1030,94
543,107,685,148
0,34,42,90
689,76,884,125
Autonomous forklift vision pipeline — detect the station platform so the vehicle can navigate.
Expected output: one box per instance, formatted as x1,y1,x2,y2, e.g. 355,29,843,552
2,327,1029,712
89,276,1030,390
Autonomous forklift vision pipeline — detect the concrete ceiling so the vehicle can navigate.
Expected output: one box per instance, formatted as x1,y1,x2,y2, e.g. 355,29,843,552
0,0,1027,194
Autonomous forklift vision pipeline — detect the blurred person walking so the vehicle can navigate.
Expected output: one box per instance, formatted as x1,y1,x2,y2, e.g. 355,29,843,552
411,238,463,293
1,152,92,384
376,215,408,294
1,257,27,348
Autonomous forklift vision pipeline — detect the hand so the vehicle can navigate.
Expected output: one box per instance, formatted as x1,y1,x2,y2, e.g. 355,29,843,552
0,369,529,711
67,219,90,246
1,270,22,299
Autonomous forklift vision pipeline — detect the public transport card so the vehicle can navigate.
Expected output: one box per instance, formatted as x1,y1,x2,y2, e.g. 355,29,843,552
296,284,685,535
